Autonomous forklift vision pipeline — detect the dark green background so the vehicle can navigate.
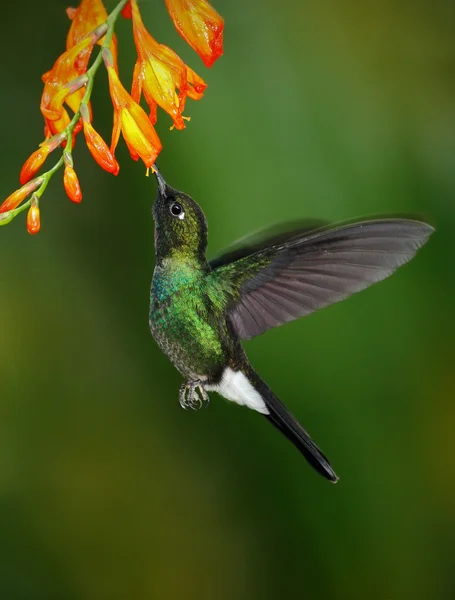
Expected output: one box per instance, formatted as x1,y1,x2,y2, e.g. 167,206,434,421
1,1,454,598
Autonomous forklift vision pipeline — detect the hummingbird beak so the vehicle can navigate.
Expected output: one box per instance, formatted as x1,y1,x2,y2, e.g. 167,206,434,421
153,164,168,197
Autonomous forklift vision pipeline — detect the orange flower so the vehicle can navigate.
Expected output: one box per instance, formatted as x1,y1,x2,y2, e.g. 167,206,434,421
66,0,118,73
129,0,206,130
26,200,41,235
64,165,83,203
82,119,119,175
41,37,95,136
164,0,224,67
106,64,162,168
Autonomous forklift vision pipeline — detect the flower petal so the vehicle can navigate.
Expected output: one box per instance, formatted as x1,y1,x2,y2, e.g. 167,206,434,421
83,120,119,175
186,66,207,100
164,0,224,67
106,66,162,167
121,109,161,167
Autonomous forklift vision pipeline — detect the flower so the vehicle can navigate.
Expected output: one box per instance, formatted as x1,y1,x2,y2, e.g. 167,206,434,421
129,0,206,130
164,0,224,67
0,178,43,214
66,0,118,73
64,165,83,203
41,37,95,137
2,0,224,234
82,119,119,175
106,63,162,168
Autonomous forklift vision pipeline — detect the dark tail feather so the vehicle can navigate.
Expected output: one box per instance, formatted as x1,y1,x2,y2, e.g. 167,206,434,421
265,411,339,483
247,369,339,483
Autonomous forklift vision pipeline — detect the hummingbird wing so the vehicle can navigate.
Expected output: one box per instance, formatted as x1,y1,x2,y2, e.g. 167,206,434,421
209,219,329,268
211,218,434,340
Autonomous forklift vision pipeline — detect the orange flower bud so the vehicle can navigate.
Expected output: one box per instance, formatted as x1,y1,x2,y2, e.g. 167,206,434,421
164,0,224,67
20,145,51,185
63,165,82,203
82,120,119,175
0,178,43,213
27,202,41,235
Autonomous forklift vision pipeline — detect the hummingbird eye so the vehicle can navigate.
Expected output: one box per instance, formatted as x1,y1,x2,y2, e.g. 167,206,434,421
170,202,185,220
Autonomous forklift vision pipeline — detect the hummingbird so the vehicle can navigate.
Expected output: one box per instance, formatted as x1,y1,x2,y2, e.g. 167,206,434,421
149,167,433,483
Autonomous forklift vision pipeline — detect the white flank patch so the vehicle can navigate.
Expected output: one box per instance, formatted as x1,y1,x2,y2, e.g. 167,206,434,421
205,368,269,415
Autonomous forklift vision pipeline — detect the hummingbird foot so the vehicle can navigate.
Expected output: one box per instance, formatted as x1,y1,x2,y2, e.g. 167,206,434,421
179,380,210,411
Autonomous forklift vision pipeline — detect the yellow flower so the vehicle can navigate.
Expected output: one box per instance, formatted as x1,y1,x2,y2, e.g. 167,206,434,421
106,65,162,168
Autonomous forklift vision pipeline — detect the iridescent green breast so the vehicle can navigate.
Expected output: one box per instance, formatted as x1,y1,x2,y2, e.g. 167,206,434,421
149,260,229,379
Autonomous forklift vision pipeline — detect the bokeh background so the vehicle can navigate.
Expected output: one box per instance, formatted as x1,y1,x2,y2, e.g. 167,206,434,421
1,0,454,598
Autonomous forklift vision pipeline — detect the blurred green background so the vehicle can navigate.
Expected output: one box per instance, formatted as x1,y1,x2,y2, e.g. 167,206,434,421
1,0,454,598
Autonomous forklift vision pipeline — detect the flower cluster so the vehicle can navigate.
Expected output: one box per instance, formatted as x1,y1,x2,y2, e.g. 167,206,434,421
0,0,223,233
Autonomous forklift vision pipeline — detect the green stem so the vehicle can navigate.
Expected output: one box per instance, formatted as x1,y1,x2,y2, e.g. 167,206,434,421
35,156,65,200
2,0,129,226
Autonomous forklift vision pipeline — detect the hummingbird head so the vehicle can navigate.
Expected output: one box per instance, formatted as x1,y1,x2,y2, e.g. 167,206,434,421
152,166,208,262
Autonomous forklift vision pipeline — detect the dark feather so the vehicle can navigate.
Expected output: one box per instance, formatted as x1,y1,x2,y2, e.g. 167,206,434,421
246,367,338,482
213,218,434,340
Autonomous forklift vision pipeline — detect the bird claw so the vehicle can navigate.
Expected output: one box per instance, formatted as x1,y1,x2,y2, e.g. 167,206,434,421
179,381,210,411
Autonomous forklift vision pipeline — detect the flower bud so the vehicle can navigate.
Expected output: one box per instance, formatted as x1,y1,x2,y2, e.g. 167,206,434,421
63,165,82,203
20,146,51,184
0,177,43,213
27,199,40,234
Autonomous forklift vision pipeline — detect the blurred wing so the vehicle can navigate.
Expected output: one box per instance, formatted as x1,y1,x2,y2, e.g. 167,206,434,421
212,219,434,340
209,219,328,269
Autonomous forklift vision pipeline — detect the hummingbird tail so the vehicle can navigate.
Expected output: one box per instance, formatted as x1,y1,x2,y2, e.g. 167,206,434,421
246,368,339,483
